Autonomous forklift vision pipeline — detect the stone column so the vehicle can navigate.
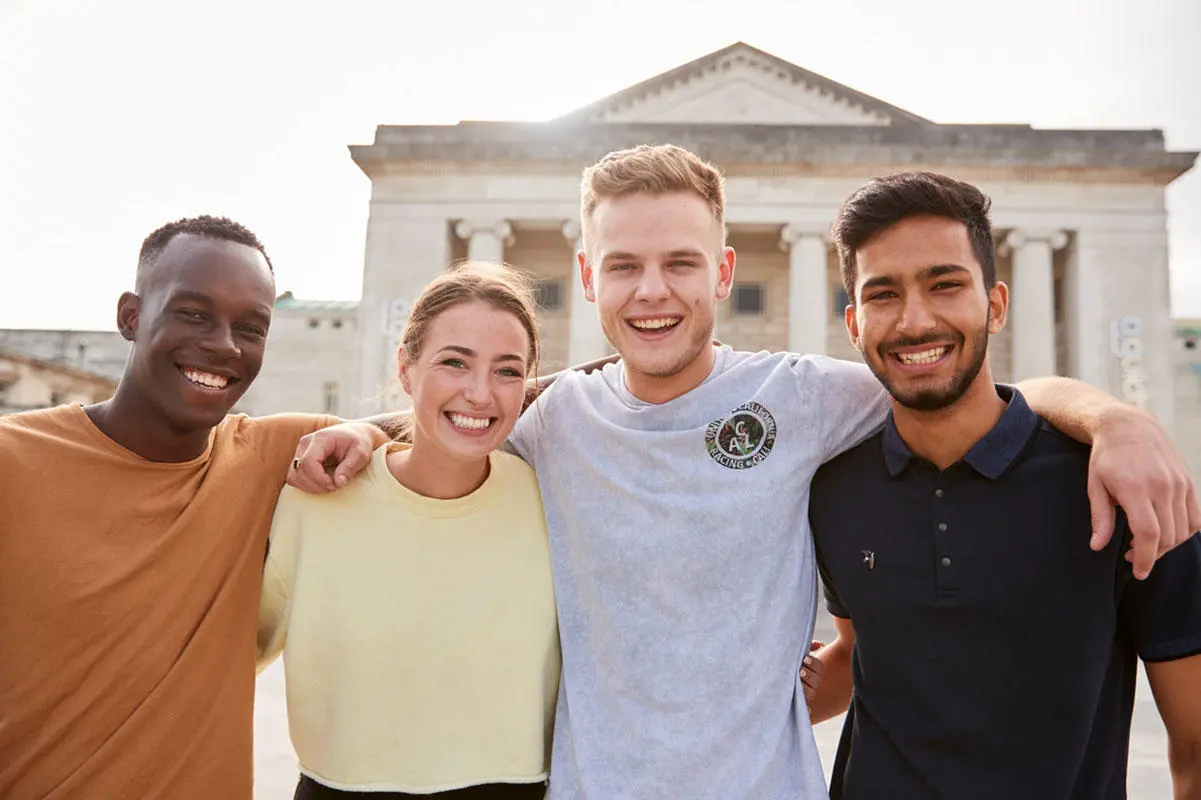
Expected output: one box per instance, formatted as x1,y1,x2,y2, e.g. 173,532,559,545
564,220,609,364
1006,228,1066,381
455,219,513,263
781,225,830,355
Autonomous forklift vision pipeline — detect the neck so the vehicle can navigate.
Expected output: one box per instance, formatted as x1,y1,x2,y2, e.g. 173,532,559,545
624,344,717,405
387,439,490,500
85,384,214,462
891,371,1007,470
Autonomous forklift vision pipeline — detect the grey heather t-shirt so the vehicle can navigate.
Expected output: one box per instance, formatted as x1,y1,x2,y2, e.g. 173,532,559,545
509,347,889,800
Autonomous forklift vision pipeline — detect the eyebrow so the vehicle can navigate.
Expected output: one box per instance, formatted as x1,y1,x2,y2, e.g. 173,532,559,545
860,263,972,293
437,345,526,363
169,290,272,323
601,248,707,262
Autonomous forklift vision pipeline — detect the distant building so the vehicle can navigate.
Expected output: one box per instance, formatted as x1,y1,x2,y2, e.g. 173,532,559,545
1174,319,1201,482
1,42,1197,479
0,348,117,416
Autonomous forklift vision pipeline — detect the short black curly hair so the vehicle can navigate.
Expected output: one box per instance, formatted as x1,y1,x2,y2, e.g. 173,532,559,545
137,215,273,280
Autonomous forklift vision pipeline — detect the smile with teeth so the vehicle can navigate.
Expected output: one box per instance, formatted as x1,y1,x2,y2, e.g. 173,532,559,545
895,346,950,365
628,317,681,331
181,367,231,389
447,412,494,431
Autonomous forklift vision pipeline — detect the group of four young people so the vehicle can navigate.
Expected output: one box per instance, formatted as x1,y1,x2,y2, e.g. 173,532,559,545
2,144,1199,800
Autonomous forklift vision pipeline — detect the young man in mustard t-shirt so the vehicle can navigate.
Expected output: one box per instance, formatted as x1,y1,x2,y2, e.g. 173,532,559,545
0,217,382,800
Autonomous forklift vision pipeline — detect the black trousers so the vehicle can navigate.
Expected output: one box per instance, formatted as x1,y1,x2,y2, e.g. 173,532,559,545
295,774,547,800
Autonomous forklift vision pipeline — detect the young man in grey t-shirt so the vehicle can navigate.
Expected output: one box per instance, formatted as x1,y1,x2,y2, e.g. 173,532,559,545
294,145,1197,800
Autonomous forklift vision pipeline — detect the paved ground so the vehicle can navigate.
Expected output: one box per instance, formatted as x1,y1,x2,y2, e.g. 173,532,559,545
253,607,1174,798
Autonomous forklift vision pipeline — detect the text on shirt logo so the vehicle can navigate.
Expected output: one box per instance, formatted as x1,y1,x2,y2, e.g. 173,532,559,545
704,402,777,470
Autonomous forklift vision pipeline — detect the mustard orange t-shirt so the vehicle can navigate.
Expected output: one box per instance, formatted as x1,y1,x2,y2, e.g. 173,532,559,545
0,404,336,800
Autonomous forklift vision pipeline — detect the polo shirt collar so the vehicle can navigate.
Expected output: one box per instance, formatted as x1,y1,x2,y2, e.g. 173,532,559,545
882,385,1040,479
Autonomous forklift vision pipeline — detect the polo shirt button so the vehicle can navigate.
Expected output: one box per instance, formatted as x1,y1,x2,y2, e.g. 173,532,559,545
935,489,944,498
941,557,952,567
937,522,948,532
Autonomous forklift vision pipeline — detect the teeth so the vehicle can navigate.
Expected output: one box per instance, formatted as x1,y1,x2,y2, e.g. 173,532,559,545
183,368,229,389
898,347,949,365
448,413,492,431
629,317,680,330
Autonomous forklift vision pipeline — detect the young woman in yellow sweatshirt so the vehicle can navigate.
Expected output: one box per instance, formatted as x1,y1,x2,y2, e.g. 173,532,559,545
258,262,558,800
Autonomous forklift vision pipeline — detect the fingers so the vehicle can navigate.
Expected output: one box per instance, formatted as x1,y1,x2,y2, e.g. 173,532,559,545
1187,481,1201,539
288,436,337,494
1087,471,1115,552
331,442,373,489
1124,497,1160,581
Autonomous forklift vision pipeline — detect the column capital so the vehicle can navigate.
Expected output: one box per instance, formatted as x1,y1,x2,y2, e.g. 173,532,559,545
562,219,581,243
454,219,513,244
1004,228,1068,252
779,224,831,251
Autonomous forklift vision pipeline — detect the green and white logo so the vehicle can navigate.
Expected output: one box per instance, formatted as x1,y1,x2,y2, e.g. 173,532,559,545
705,402,777,470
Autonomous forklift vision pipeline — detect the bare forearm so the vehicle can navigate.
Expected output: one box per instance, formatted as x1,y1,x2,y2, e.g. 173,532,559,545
809,641,854,724
357,413,407,442
1169,737,1201,800
1017,376,1145,445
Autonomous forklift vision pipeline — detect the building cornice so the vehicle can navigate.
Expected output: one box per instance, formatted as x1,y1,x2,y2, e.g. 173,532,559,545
350,122,1196,186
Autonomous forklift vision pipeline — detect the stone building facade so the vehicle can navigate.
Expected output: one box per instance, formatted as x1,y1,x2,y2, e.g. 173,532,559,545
0,43,1196,476
0,348,117,416
345,41,1197,455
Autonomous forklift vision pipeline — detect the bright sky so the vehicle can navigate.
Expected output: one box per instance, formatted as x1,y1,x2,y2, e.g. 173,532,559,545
1,0,1198,331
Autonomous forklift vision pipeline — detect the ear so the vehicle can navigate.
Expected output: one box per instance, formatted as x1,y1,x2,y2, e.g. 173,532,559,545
116,292,140,343
579,250,596,303
845,301,863,353
714,246,736,301
987,280,1009,335
397,348,413,395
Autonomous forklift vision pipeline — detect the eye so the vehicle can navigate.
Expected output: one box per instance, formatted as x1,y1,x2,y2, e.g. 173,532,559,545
497,366,526,379
667,260,695,269
932,281,963,291
609,262,636,272
177,309,207,322
237,324,267,340
440,358,467,368
865,291,898,303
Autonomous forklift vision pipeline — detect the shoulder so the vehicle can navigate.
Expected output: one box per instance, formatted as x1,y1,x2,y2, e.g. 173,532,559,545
814,429,886,487
1020,417,1093,474
492,449,541,490
0,405,92,455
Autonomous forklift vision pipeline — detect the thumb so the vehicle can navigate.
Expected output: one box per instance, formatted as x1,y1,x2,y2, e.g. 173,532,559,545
1088,471,1115,551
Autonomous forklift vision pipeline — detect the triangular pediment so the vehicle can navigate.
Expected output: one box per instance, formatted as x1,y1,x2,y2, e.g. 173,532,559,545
559,42,930,127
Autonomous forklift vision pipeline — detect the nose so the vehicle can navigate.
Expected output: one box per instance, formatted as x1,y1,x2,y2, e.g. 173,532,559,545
462,368,491,407
896,292,937,337
198,322,240,360
634,265,670,303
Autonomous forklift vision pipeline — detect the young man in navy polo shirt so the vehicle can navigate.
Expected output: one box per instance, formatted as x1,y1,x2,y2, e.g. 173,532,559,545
807,172,1201,799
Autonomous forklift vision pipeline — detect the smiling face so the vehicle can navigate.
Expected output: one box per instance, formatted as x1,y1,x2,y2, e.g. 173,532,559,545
846,215,1007,411
118,233,275,432
581,191,734,401
400,300,531,468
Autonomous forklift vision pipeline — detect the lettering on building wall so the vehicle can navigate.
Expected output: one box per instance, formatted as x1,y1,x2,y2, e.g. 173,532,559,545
1110,316,1149,409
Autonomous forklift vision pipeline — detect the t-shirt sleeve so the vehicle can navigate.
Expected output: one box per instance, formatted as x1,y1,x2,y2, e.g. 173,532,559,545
249,413,341,485
506,382,556,468
799,355,890,464
1119,529,1201,663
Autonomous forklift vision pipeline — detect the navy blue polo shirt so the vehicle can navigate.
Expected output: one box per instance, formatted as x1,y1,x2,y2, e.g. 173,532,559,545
810,385,1201,800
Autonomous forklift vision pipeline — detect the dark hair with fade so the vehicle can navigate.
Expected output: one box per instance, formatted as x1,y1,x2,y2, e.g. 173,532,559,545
137,215,273,276
831,172,995,303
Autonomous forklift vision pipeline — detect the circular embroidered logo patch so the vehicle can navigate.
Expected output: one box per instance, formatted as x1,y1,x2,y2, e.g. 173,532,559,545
705,402,777,470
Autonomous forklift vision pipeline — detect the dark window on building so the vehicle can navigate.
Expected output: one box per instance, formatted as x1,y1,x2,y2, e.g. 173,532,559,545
332,319,344,329
535,279,565,312
833,287,851,315
1186,338,1197,351
731,283,766,316
323,381,340,415
308,318,320,329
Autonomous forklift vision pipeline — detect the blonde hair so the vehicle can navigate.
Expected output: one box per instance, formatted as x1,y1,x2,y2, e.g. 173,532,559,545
390,261,540,440
580,144,726,245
